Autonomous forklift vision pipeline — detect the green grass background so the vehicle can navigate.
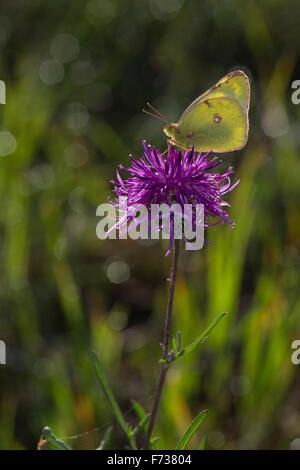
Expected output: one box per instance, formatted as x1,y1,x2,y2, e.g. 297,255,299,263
0,0,299,449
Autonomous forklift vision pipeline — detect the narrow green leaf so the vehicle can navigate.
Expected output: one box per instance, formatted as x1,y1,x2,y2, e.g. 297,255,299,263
199,438,206,450
182,313,227,356
150,436,160,449
131,400,149,435
171,335,177,354
97,426,113,450
92,352,127,434
92,351,137,449
131,400,146,421
42,427,71,450
131,413,150,438
176,330,182,353
176,410,208,450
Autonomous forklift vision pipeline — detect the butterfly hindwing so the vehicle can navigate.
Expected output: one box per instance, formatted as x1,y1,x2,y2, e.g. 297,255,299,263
174,96,248,153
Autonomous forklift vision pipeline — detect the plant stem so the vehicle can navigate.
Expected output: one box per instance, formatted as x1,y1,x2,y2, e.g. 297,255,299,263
143,239,180,449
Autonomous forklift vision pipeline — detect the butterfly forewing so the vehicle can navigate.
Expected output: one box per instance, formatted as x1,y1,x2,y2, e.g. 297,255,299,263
180,70,250,118
206,70,250,112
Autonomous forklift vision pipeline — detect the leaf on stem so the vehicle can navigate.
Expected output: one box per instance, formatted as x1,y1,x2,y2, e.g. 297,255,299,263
131,399,146,422
171,335,177,355
150,436,160,449
131,414,150,438
162,313,227,364
176,330,181,353
131,400,149,436
182,312,227,356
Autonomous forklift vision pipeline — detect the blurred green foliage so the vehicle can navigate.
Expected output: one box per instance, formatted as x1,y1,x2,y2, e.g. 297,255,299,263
0,0,299,450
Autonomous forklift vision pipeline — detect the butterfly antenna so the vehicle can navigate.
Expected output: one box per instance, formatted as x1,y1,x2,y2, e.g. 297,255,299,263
146,102,169,123
142,108,167,123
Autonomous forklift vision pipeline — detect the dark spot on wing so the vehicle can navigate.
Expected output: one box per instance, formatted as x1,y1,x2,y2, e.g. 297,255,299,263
204,100,211,107
213,113,222,123
186,132,195,145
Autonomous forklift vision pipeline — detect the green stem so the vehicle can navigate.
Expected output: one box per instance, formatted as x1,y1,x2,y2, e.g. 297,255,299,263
143,239,180,449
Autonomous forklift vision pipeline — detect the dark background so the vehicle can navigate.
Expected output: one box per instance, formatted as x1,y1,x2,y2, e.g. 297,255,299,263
0,0,299,450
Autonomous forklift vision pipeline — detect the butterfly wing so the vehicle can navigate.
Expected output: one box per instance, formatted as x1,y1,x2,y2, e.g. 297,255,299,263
209,70,250,112
180,70,250,118
174,96,248,153
172,70,250,153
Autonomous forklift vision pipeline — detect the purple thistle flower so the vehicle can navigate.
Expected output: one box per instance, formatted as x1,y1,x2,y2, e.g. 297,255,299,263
110,141,239,254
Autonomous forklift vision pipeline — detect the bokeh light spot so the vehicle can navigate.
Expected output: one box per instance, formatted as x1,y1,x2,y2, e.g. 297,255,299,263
64,143,89,168
207,430,225,449
0,130,17,156
108,310,128,331
39,59,64,85
34,358,55,379
50,33,80,63
290,438,300,450
106,260,130,284
86,0,117,26
64,103,90,132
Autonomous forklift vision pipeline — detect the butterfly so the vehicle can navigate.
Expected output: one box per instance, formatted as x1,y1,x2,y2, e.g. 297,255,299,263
143,70,250,153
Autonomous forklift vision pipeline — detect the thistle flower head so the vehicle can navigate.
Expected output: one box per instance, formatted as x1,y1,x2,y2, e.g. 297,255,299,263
110,141,239,253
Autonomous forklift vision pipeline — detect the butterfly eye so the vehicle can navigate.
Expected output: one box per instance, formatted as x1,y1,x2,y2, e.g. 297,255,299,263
213,113,222,124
